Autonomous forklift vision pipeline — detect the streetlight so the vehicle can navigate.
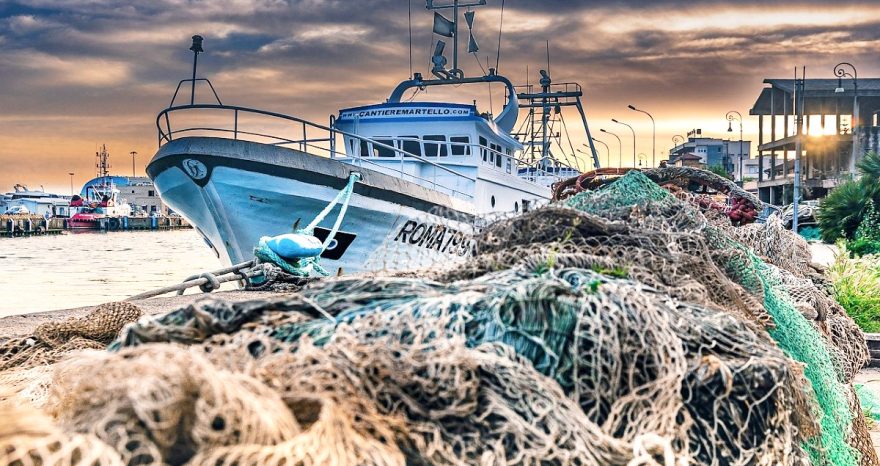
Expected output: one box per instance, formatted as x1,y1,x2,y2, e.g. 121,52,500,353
628,105,655,167
580,141,609,170
726,111,743,186
834,62,858,169
591,138,611,168
672,135,684,149
68,172,75,196
130,151,138,177
600,129,623,169
611,118,636,167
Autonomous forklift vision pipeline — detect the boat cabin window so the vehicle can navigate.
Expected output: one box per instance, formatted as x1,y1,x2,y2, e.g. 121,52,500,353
424,135,448,157
359,140,370,158
479,137,488,162
401,136,421,157
372,139,396,157
506,149,513,173
491,143,502,167
450,136,470,156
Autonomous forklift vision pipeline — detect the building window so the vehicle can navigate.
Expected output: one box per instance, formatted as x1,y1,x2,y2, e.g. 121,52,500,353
148,190,155,197
450,136,470,156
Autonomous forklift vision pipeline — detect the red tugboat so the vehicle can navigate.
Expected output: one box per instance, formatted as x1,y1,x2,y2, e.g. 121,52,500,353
68,146,133,230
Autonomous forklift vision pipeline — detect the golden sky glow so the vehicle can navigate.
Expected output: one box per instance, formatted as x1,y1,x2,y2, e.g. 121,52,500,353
1,0,880,192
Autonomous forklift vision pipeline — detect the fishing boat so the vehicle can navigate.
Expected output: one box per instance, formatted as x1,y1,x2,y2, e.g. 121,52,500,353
146,1,601,274
69,146,133,230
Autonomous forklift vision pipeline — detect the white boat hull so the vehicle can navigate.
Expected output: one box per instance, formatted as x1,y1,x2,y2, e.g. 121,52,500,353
147,137,476,275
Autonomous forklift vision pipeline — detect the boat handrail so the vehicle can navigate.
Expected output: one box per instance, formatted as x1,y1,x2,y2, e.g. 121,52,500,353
294,140,473,200
156,104,478,192
353,136,576,183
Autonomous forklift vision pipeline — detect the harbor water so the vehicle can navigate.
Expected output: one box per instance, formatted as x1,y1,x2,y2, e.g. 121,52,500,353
0,230,225,317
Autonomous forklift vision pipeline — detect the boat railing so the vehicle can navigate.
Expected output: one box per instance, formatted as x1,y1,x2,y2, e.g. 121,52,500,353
348,136,574,184
156,104,476,200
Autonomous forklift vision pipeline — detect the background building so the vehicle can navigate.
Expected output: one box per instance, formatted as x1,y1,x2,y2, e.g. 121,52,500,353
668,129,751,179
749,77,880,205
80,176,172,215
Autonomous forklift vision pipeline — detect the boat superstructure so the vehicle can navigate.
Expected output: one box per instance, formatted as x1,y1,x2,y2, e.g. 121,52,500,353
69,146,132,229
147,1,600,274
1,184,71,217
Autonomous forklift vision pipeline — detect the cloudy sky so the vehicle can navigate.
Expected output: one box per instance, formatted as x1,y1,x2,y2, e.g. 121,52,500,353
1,0,879,192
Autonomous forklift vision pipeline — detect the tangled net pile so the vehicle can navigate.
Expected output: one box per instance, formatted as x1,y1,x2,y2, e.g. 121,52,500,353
1,170,876,466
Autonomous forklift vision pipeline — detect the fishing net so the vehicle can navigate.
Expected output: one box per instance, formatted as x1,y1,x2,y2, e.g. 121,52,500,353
0,386,125,466
364,205,478,274
0,301,143,407
0,169,876,466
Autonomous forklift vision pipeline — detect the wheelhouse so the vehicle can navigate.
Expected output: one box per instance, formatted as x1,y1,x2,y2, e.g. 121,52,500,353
334,102,524,201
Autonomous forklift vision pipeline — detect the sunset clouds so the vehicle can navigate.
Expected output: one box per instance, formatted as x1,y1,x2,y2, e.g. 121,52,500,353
1,0,880,191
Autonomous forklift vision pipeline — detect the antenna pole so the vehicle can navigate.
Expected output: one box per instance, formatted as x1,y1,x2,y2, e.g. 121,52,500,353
546,40,550,75
408,0,413,77
452,0,459,74
189,35,204,105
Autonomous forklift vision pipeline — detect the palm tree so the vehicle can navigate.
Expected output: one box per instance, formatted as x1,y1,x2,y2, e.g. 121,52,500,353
818,151,880,242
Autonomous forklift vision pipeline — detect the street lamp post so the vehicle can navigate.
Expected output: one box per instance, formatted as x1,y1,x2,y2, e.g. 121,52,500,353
834,63,859,171
590,138,611,168
672,135,684,149
726,111,743,185
671,135,685,166
600,129,623,169
628,105,655,167
638,153,647,167
611,119,636,167
68,172,75,196
581,141,609,169
130,151,138,177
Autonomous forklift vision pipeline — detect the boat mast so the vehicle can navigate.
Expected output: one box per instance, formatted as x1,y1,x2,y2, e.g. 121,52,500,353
426,0,487,79
95,144,112,200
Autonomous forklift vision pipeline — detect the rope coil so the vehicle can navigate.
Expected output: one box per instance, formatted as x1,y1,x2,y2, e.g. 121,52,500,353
254,172,361,277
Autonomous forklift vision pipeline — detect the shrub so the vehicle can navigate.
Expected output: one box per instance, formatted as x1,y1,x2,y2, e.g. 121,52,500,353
827,244,880,333
818,151,880,243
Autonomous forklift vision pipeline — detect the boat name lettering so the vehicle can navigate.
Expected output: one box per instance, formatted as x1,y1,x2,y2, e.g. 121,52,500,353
339,107,471,120
393,220,471,256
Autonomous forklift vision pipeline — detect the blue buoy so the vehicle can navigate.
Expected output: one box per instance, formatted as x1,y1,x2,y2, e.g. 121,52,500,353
265,233,324,259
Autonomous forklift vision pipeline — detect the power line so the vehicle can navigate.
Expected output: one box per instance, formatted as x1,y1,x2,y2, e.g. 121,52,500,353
495,0,505,72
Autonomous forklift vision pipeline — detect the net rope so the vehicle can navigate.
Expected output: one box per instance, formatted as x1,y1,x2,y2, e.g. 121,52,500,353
0,169,876,466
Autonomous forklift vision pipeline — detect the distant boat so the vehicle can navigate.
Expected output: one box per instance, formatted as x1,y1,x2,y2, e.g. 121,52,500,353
69,146,133,230
147,3,601,274
1,184,71,217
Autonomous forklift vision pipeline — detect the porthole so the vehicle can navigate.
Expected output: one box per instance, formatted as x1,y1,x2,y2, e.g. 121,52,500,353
515,201,519,213
491,196,496,208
